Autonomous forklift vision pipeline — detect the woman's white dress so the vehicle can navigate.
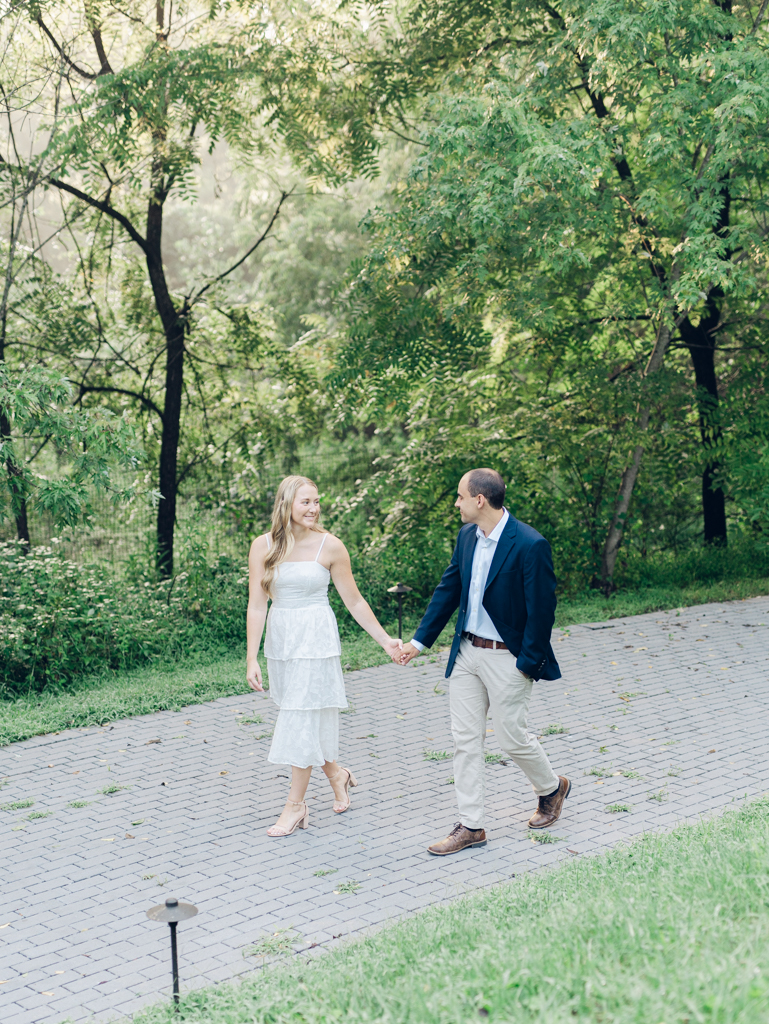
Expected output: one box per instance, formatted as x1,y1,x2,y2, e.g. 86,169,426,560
264,535,347,768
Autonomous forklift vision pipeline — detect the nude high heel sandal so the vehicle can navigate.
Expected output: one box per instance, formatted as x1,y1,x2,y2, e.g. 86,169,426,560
266,800,309,837
329,767,358,813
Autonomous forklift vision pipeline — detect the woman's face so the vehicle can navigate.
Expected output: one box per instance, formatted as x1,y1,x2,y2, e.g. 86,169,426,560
291,484,320,530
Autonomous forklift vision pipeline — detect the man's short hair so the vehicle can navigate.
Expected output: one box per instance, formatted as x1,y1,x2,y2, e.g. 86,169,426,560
466,468,506,510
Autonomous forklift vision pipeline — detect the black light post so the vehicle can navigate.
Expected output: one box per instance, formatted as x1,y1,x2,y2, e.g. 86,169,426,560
146,896,198,1009
386,582,413,640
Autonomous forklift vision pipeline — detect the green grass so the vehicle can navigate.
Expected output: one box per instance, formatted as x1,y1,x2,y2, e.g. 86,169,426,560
423,749,452,762
1,569,768,749
134,798,769,1024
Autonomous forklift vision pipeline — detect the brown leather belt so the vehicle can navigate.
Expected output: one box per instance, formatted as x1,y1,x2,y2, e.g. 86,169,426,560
462,631,508,651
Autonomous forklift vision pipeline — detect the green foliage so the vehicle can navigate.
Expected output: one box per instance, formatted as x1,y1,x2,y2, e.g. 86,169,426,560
423,749,451,762
330,0,769,570
134,798,769,1024
0,363,140,528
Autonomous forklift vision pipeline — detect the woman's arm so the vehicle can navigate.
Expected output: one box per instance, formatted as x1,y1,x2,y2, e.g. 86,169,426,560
326,536,401,658
246,535,269,691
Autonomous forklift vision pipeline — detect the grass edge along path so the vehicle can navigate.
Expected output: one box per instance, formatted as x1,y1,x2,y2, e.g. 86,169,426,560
134,797,769,1024
2,574,768,748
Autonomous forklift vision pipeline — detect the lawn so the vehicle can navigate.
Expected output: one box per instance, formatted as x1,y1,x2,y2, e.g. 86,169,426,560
2,573,768,747
133,797,769,1023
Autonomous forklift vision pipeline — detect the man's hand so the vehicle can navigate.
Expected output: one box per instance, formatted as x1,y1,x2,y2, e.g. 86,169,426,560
246,658,264,692
398,642,421,665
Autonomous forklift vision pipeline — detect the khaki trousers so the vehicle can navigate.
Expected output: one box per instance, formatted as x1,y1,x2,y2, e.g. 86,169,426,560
450,638,559,830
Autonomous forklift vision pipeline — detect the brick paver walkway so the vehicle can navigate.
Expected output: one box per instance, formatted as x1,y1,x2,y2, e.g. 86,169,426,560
2,597,769,1023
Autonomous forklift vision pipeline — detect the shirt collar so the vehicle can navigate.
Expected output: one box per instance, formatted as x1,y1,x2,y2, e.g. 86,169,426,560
476,508,509,543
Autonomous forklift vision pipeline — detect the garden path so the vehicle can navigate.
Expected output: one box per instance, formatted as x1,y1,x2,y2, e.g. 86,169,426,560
2,596,769,1024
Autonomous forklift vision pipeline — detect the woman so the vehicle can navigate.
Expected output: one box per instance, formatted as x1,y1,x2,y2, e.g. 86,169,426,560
246,475,401,837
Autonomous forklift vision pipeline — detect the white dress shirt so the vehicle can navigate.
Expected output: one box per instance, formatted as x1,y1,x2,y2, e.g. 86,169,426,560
411,508,509,651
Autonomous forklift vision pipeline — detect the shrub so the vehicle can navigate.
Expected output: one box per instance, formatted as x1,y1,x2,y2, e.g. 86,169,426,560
0,541,247,696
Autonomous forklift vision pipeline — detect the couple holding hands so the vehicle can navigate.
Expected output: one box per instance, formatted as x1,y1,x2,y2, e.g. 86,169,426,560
246,469,570,854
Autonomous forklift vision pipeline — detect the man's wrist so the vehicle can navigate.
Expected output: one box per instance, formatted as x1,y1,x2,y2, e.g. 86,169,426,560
409,638,425,652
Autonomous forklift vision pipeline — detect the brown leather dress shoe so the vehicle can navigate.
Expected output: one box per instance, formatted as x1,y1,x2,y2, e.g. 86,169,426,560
528,775,571,829
427,822,487,856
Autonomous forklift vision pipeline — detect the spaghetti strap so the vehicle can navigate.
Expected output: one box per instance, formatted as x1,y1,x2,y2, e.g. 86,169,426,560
314,534,328,562
265,532,271,552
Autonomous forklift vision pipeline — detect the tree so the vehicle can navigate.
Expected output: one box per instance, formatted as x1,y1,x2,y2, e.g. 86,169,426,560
333,0,769,585
1,0,389,574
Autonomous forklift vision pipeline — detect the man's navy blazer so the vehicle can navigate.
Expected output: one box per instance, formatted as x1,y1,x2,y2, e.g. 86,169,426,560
413,514,561,681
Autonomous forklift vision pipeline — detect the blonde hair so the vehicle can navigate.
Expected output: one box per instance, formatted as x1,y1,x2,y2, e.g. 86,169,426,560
261,475,324,598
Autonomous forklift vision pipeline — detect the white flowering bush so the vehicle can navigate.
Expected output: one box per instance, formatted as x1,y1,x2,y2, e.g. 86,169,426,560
0,542,246,695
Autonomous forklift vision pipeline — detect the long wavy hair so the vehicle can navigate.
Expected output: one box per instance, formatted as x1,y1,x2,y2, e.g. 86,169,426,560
261,475,324,598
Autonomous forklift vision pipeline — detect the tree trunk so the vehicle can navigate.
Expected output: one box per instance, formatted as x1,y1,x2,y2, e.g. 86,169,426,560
0,407,31,545
600,323,672,590
678,300,727,546
145,198,184,577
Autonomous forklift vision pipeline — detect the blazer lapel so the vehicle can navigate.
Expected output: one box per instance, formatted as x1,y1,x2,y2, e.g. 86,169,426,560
484,515,518,592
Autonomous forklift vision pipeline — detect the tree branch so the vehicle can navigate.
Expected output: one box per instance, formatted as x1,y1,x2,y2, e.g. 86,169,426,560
36,18,97,81
79,385,164,423
186,188,293,308
46,176,147,252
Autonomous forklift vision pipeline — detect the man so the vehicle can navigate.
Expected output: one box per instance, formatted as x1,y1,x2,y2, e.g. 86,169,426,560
397,468,570,855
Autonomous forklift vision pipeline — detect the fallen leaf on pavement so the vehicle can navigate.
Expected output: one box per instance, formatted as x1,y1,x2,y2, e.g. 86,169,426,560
146,739,161,745
219,771,229,775
125,833,135,839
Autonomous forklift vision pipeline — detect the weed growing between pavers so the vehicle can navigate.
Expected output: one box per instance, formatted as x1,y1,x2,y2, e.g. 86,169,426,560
528,831,564,844
423,749,451,762
243,930,300,959
605,804,633,813
313,869,338,877
484,753,507,765
0,798,33,810
134,798,769,1024
334,880,361,895
68,800,90,808
540,723,567,735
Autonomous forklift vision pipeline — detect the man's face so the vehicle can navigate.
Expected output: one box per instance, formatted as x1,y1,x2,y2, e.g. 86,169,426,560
455,474,484,524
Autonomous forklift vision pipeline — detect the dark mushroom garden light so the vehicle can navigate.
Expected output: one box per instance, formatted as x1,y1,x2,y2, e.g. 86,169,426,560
146,896,198,1009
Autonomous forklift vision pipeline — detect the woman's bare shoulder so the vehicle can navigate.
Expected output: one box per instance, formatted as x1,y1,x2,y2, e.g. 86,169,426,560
249,533,270,557
321,532,347,556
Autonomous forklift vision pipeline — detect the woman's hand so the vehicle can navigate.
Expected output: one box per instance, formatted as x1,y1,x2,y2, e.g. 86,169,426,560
247,658,264,692
382,637,403,662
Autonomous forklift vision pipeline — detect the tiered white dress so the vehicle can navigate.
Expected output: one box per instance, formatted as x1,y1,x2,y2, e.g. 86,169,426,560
264,534,348,768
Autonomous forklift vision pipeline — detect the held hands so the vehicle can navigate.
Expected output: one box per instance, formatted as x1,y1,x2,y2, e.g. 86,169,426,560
246,659,264,692
397,641,420,666
382,637,404,662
